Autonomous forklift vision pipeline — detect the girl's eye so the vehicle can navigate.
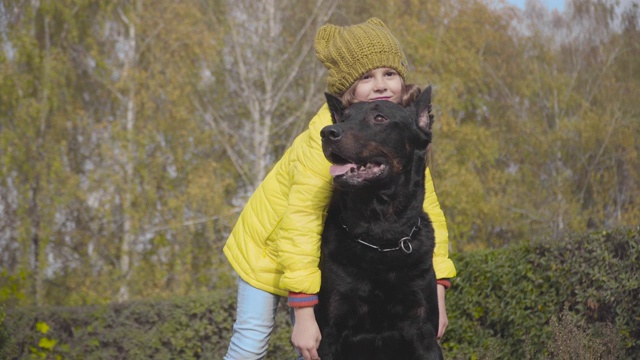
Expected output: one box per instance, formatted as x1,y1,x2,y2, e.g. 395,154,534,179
361,74,372,80
385,71,397,77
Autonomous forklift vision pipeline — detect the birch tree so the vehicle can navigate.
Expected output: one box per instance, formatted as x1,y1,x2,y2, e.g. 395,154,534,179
77,0,232,302
0,2,77,305
1,0,234,305
195,0,338,196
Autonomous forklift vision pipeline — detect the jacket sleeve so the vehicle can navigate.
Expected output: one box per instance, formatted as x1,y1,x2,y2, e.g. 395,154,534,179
277,106,333,295
424,167,457,281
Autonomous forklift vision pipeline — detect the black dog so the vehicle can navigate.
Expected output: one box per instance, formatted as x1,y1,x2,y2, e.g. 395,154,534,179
316,86,443,360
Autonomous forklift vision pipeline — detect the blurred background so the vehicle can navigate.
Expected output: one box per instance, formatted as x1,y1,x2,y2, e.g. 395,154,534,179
1,0,638,307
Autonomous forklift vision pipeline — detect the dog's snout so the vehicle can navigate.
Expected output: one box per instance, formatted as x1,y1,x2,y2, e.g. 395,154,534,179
321,125,343,141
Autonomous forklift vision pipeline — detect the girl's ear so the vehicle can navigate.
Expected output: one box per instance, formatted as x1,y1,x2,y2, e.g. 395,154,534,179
325,93,344,124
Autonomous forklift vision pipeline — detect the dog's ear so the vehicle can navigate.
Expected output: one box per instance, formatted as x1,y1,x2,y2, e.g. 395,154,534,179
414,86,434,133
325,92,344,124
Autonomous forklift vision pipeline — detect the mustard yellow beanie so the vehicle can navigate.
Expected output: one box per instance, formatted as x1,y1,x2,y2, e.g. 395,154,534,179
314,18,408,95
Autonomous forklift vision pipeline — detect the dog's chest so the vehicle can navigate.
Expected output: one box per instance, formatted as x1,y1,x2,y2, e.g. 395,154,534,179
323,216,431,263
322,222,432,285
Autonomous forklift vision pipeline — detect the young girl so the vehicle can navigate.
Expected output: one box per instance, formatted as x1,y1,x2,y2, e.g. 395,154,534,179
223,18,456,360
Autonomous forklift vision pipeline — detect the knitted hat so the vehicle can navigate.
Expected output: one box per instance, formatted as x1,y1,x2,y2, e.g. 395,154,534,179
314,18,408,95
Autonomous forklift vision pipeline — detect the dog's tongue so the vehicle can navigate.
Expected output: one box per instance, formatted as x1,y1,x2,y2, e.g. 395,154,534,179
330,163,357,177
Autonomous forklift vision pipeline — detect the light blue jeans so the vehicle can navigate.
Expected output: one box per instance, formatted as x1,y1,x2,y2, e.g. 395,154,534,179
224,277,304,360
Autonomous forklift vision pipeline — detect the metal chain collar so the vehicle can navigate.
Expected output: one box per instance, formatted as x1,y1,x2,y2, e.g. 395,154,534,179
339,217,421,254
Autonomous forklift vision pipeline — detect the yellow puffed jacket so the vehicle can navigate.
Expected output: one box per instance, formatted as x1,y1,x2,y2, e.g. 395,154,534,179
223,104,457,297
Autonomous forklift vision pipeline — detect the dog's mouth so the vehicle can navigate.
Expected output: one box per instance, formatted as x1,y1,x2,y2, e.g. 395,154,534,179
329,162,386,177
327,153,388,182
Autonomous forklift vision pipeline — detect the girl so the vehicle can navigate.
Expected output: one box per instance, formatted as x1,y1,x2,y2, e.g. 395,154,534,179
223,18,456,360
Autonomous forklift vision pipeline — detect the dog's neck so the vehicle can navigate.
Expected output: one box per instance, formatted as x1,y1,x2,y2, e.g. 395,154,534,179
334,150,427,235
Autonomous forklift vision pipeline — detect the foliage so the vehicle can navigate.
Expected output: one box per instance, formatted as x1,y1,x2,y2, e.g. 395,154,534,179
1,287,295,359
0,305,6,358
0,0,238,306
381,0,640,251
0,0,639,310
443,226,640,359
2,227,638,359
29,321,62,359
546,310,625,360
201,0,337,191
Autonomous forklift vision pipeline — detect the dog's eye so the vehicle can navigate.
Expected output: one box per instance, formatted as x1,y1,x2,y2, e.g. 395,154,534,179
373,114,387,123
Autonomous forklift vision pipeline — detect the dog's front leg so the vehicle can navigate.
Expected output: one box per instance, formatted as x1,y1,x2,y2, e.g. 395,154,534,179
409,322,443,360
317,324,339,360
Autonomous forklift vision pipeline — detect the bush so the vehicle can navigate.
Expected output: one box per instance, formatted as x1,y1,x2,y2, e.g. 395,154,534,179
1,288,294,359
2,227,638,359
547,310,625,359
0,304,7,358
443,226,639,359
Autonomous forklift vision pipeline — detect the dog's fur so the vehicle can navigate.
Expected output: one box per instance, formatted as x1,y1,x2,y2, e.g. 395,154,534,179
315,87,443,360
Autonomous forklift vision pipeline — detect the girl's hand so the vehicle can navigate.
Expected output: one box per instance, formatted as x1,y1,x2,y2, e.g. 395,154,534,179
437,284,448,339
292,306,322,360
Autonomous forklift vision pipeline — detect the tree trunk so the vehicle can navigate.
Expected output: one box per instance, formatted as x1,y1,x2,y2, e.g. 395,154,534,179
117,5,138,303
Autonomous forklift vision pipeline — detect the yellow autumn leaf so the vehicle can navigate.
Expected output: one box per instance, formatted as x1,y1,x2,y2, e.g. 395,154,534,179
35,321,49,334
39,337,57,350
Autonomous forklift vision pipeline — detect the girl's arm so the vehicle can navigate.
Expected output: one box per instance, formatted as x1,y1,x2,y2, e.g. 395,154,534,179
292,307,322,360
424,167,455,339
423,167,457,280
278,105,333,359
437,284,448,339
277,105,333,296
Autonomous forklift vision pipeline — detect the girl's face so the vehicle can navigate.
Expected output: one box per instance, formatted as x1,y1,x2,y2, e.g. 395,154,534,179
353,67,403,104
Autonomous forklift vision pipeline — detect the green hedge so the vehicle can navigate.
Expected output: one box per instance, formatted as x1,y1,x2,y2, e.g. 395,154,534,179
2,227,638,359
444,226,639,359
0,305,7,355
1,288,294,359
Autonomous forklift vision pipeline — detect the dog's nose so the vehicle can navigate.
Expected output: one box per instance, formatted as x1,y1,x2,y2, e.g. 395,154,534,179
321,125,343,141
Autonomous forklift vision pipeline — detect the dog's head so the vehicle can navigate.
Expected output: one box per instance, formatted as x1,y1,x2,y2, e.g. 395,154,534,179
321,86,434,189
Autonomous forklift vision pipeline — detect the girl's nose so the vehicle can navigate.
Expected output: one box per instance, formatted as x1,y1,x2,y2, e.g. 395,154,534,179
373,77,386,91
